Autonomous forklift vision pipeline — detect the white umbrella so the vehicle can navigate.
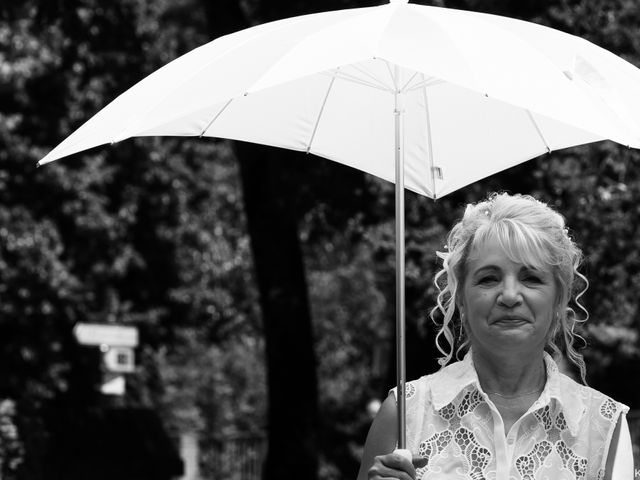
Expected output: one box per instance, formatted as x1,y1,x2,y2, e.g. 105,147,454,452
39,0,640,453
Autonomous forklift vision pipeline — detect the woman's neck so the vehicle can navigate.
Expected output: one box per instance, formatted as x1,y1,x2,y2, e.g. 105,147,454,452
471,349,547,397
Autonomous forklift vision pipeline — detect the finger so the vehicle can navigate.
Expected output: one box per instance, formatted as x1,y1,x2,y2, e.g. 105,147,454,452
381,452,414,469
378,453,416,479
368,462,414,480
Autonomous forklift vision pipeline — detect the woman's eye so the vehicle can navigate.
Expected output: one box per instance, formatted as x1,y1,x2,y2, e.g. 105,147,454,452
477,275,498,284
522,274,542,283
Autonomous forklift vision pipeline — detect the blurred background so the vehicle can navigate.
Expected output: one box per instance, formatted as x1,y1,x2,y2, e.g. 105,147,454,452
1,0,639,479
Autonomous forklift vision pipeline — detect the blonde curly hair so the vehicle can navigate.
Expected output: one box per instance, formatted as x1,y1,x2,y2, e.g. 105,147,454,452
431,192,589,383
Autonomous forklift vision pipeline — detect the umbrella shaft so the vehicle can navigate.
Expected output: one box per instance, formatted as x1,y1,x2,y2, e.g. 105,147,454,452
394,83,407,451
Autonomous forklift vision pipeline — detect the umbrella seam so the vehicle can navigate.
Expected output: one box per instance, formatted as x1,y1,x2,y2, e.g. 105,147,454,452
399,71,420,92
384,59,398,90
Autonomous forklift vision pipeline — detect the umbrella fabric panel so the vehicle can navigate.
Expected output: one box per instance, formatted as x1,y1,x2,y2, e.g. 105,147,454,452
418,82,604,197
208,75,346,154
246,5,402,94
306,70,406,190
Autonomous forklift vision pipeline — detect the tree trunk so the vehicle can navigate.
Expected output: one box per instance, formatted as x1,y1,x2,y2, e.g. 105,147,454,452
236,143,318,480
202,3,332,478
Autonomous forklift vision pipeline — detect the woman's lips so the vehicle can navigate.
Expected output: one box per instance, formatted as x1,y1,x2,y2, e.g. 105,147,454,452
492,315,530,325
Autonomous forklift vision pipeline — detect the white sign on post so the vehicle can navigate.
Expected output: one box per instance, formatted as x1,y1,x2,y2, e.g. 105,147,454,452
73,323,139,347
73,323,139,396
101,374,126,396
103,346,135,373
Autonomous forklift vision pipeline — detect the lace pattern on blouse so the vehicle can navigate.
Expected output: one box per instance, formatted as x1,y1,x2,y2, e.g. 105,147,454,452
416,389,491,479
514,406,587,479
395,353,628,480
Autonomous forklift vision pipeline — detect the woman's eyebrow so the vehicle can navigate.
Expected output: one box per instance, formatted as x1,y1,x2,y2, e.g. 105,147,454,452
472,265,499,275
520,265,545,273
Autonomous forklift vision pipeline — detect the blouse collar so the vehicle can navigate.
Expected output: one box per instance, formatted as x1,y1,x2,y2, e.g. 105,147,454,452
430,350,585,436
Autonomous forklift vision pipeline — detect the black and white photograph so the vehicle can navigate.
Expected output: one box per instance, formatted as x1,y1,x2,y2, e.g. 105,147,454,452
1,0,639,479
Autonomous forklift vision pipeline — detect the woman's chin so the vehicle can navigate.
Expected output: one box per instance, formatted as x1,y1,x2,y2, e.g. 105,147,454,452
487,323,538,343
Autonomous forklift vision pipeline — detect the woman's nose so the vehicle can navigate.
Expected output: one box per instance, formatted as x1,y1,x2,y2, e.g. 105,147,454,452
497,277,523,307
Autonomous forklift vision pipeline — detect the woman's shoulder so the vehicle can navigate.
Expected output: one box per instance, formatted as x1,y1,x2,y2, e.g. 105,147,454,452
556,370,629,417
406,359,469,386
400,374,432,400
401,359,473,405
393,371,439,402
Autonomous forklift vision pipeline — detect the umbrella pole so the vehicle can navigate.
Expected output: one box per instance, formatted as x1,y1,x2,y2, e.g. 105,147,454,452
394,80,407,451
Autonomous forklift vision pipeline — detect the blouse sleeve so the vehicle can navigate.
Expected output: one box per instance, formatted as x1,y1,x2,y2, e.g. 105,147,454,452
611,413,634,480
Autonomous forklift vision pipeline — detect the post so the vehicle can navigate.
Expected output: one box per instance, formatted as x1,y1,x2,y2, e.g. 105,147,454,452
393,72,407,450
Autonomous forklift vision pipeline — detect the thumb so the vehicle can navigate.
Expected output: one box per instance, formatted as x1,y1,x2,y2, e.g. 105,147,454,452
412,456,428,469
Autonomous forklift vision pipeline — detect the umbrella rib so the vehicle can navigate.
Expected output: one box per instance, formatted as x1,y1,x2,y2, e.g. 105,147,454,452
525,109,552,153
384,59,398,89
399,71,420,92
421,75,438,198
199,98,235,137
307,75,337,153
350,63,394,91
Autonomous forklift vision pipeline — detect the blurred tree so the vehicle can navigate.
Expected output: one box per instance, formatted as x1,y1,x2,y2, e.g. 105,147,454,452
203,1,384,478
204,0,320,473
0,399,23,479
1,0,263,477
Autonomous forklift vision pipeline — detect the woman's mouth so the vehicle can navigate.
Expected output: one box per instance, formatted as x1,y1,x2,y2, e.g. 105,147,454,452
492,315,530,326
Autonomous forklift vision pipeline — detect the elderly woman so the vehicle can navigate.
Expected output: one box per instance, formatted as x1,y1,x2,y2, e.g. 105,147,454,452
357,193,633,480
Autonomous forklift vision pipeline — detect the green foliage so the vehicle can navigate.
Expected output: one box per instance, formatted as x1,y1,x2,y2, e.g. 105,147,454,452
1,0,263,476
0,399,23,479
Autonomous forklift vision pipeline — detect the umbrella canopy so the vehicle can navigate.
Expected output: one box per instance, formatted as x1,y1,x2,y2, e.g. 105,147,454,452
39,0,640,198
40,0,640,451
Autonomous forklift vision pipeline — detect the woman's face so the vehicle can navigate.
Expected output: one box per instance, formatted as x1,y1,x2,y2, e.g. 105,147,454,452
459,237,558,356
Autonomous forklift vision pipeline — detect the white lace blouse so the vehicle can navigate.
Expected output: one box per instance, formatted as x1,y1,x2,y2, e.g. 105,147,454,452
391,352,631,480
